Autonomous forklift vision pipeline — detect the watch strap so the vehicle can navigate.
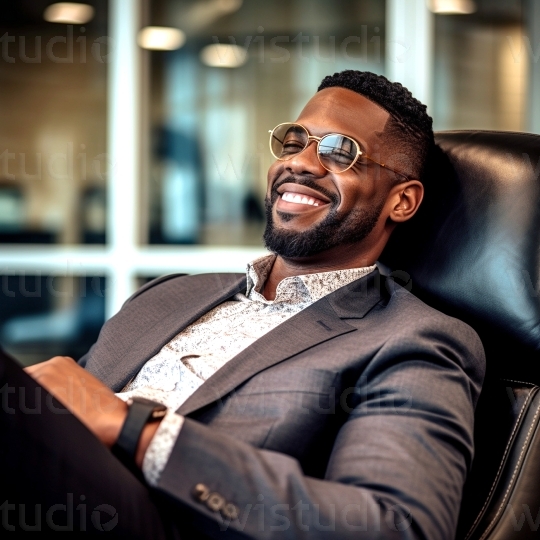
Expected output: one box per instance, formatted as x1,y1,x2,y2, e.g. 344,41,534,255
111,398,166,472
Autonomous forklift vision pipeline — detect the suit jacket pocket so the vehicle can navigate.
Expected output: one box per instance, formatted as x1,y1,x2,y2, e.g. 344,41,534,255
204,368,338,461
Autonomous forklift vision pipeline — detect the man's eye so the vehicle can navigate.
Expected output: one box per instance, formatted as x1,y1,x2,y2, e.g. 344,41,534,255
282,141,304,154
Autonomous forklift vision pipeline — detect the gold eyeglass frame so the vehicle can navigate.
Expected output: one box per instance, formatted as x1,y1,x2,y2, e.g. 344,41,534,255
268,122,410,180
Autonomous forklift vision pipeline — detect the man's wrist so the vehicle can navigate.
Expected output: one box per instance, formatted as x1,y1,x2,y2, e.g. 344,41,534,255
135,421,163,468
102,400,129,448
111,397,167,470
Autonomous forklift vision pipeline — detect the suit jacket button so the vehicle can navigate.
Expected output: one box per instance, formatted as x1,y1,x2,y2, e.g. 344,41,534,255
221,502,239,521
206,492,225,512
192,483,210,502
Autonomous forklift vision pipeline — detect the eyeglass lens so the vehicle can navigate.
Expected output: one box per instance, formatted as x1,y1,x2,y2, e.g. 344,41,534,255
270,123,358,173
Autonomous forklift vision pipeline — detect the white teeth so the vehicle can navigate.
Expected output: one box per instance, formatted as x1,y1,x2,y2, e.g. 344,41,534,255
281,192,323,206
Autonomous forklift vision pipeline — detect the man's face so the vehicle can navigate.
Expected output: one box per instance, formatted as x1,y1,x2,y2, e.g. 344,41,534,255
264,87,395,259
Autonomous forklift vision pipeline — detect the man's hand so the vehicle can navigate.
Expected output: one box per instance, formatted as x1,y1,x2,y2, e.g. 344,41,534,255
25,356,128,448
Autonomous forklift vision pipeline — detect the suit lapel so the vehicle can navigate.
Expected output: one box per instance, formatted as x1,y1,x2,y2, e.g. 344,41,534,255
99,273,246,390
178,269,386,416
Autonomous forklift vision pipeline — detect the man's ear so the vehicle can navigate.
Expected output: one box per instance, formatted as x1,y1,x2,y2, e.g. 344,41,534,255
387,180,424,224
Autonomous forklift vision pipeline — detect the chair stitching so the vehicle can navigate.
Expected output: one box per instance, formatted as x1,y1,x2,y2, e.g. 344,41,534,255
477,399,540,540
464,388,535,540
502,379,536,387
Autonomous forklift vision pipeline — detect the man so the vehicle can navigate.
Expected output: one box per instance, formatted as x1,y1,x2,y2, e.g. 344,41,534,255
1,71,485,539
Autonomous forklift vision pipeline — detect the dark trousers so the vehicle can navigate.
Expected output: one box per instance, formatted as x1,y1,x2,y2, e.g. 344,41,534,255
0,350,181,538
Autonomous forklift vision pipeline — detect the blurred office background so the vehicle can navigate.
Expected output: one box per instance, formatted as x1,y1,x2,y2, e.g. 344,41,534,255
0,0,539,363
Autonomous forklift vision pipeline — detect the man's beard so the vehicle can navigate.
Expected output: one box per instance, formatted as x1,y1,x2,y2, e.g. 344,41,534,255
263,180,386,259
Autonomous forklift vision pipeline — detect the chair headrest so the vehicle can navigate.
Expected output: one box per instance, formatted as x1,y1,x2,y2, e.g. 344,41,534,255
381,130,540,381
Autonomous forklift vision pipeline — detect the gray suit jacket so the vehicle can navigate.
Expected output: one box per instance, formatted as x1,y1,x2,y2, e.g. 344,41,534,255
80,268,485,540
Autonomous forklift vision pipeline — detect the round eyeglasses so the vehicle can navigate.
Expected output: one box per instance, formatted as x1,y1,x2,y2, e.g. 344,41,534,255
268,122,410,179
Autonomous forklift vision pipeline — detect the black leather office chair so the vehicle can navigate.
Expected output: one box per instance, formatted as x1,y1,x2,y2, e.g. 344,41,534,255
380,130,540,540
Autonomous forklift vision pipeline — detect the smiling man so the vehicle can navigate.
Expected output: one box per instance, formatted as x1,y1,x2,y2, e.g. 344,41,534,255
261,81,425,298
1,71,485,539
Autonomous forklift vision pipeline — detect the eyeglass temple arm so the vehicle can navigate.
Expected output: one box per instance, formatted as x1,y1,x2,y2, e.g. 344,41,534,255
270,132,284,144
364,154,410,181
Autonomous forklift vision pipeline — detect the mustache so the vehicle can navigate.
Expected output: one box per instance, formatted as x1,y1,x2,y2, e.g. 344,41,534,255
270,175,338,204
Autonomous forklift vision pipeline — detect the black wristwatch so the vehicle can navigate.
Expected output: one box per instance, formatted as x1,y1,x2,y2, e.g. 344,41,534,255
111,397,167,471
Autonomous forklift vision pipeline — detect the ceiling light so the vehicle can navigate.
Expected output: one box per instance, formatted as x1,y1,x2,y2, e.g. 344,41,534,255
429,0,476,14
43,3,95,24
138,27,186,51
200,44,247,68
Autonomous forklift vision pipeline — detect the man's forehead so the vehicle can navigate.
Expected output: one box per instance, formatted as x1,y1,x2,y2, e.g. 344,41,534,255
296,87,391,144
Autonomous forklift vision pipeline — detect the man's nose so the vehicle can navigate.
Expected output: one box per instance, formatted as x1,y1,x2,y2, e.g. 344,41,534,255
285,140,326,176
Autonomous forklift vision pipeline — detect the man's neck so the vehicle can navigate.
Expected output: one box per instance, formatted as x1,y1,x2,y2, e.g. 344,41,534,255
261,251,376,301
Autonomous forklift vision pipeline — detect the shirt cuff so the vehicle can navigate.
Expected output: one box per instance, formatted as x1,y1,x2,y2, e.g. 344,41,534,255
142,410,184,486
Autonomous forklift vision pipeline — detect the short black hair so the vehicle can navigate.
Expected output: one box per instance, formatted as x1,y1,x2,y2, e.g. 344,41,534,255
318,70,434,183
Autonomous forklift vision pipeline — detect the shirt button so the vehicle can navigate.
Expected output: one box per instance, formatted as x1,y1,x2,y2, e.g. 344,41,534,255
206,492,225,512
192,483,210,502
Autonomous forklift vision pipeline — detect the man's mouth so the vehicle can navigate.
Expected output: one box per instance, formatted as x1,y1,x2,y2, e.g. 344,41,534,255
280,192,324,206
275,183,331,212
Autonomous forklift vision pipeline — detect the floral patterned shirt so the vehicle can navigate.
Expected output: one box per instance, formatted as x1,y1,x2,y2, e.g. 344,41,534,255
116,254,376,485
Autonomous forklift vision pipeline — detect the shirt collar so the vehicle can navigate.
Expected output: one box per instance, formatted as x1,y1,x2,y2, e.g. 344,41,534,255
246,254,376,304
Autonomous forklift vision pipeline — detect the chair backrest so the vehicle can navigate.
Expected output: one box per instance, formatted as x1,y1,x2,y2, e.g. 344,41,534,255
380,131,540,540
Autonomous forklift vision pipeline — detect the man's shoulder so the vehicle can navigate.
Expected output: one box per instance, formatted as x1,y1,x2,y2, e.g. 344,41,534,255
126,272,246,305
379,277,485,361
384,277,470,326
78,272,246,372
341,268,458,325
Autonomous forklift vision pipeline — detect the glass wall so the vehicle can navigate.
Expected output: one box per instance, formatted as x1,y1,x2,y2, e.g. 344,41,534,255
0,1,109,363
0,0,537,363
145,0,386,246
432,0,528,131
0,1,109,244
